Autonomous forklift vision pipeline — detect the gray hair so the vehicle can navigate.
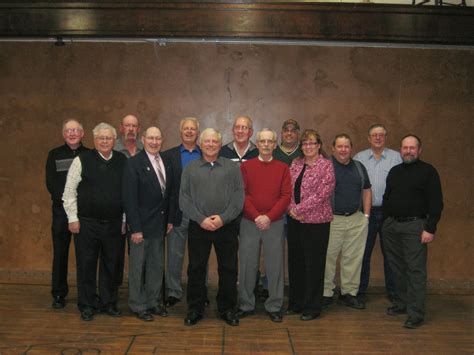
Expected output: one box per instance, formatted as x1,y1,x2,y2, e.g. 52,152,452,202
233,116,253,130
368,123,387,136
92,122,117,139
199,128,222,145
180,117,200,131
62,119,83,131
256,128,277,142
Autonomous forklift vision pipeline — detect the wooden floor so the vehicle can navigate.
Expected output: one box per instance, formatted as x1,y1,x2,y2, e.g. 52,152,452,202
0,284,472,354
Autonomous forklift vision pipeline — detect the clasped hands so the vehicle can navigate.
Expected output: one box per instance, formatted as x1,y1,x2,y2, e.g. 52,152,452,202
200,215,224,231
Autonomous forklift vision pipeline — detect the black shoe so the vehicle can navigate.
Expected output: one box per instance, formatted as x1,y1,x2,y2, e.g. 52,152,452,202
357,292,367,303
149,305,169,317
300,312,320,321
184,311,202,326
285,308,302,315
338,294,365,309
235,309,256,319
52,296,65,309
268,311,283,323
135,311,154,322
165,296,180,307
204,298,210,307
404,317,424,329
104,305,122,317
221,311,239,326
322,296,333,308
258,288,269,302
386,305,407,316
80,308,95,321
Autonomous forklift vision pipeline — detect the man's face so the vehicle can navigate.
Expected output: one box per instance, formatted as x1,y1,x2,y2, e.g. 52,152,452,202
256,131,276,159
232,117,253,145
368,127,387,150
332,137,352,165
281,124,299,146
62,120,84,147
400,136,421,164
94,129,115,156
142,127,163,156
201,132,221,160
180,120,199,146
120,115,140,141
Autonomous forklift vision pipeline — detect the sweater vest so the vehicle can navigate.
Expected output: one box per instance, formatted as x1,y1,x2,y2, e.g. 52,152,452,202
77,150,126,221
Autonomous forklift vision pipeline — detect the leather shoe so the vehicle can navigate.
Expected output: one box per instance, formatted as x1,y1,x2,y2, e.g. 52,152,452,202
322,296,333,308
338,294,365,309
221,311,239,326
80,308,95,321
104,305,122,317
52,296,65,309
300,312,320,321
165,296,180,307
135,311,154,322
149,305,169,317
404,317,424,329
386,305,407,316
285,308,301,315
235,309,256,319
268,311,283,323
184,311,202,326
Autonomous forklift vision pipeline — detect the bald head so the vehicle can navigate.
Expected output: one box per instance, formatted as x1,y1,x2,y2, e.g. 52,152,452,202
142,126,163,156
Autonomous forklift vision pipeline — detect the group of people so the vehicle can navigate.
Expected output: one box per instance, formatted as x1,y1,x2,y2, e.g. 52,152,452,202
45,114,443,330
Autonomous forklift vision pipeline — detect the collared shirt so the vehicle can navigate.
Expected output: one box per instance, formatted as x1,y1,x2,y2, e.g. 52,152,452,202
145,150,166,181
354,148,402,207
179,157,244,224
179,144,201,169
219,141,258,165
114,137,143,158
63,151,114,222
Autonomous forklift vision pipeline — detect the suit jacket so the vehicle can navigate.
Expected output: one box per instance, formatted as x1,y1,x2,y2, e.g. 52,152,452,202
161,145,185,226
122,150,176,238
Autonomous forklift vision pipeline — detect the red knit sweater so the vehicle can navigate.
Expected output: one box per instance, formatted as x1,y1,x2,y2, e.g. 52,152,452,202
240,158,291,222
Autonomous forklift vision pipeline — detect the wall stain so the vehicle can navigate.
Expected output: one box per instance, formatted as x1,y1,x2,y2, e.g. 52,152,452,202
313,69,337,95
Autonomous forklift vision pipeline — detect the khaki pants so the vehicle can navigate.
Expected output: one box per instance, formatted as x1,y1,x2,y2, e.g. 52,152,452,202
324,212,368,297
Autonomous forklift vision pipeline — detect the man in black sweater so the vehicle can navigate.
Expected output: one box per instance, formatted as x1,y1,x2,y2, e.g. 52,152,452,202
63,123,127,321
46,119,89,309
382,134,443,329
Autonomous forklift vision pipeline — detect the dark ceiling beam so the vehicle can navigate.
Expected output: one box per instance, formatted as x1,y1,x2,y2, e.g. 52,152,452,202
0,2,473,45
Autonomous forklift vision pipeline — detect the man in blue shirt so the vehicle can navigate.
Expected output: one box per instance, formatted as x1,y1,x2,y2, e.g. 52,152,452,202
354,124,402,304
162,117,201,308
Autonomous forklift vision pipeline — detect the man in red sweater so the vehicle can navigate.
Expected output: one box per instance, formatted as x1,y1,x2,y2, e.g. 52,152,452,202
236,128,291,322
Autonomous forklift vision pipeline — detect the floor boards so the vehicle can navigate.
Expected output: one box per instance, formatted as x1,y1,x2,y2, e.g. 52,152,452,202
0,284,472,354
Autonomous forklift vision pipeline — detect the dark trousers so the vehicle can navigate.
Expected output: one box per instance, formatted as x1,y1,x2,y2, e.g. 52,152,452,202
187,219,239,314
287,217,330,315
382,217,427,320
51,205,73,298
74,218,122,311
359,208,396,296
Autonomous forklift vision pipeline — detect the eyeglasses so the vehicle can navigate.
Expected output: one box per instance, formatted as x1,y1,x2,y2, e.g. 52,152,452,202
301,141,318,147
234,125,250,132
64,128,83,134
96,136,114,142
370,133,386,138
145,136,163,142
258,139,275,145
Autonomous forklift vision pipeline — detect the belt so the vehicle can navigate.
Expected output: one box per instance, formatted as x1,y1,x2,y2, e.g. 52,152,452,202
393,216,426,223
334,211,358,217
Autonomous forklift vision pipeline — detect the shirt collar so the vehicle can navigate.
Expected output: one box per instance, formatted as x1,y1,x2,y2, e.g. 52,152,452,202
180,144,200,154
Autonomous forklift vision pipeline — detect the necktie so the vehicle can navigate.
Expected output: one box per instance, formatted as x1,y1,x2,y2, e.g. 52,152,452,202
155,155,166,194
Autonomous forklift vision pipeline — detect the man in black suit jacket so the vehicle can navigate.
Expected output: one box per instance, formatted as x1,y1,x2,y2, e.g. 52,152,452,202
161,117,201,307
122,126,175,321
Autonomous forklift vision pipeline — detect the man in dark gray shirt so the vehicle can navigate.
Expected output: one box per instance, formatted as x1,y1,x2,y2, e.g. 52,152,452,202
179,128,244,327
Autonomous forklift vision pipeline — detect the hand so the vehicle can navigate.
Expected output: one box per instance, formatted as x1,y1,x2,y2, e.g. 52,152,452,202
421,230,434,244
255,215,271,231
121,222,127,235
200,217,218,231
131,232,144,244
69,221,80,234
209,215,224,229
288,208,303,222
166,223,173,234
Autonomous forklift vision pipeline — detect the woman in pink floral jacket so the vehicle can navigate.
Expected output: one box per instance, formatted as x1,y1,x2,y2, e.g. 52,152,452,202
286,129,335,321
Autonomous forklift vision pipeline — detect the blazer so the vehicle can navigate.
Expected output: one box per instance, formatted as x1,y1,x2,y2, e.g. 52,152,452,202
122,150,176,238
161,145,185,226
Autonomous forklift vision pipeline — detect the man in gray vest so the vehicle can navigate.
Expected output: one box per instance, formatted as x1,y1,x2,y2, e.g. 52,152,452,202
324,134,372,310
